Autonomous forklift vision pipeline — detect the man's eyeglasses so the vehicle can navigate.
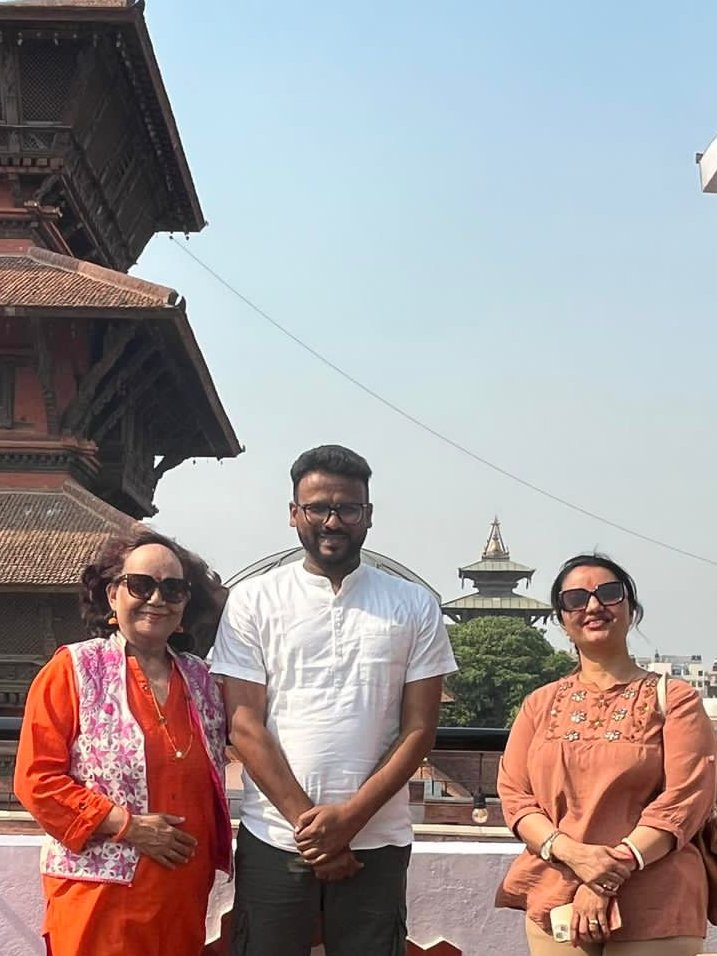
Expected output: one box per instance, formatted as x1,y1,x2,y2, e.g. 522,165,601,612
296,502,369,526
558,581,626,613
114,573,191,604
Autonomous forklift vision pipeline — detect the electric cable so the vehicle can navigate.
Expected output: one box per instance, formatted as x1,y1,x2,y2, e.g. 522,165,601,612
169,235,717,568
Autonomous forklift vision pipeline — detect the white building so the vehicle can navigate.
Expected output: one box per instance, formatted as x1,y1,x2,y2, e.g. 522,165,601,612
636,653,717,698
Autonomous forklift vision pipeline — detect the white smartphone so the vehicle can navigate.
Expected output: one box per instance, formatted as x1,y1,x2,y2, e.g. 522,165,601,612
549,901,623,943
549,903,573,943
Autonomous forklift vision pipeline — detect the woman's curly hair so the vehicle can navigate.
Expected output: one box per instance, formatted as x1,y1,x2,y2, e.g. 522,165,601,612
80,528,227,657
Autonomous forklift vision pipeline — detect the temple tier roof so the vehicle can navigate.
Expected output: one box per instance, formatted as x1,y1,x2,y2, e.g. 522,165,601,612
459,559,534,575
442,594,552,614
457,517,535,585
0,247,240,460
0,0,204,270
0,248,175,309
0,479,138,586
443,517,552,624
0,247,241,517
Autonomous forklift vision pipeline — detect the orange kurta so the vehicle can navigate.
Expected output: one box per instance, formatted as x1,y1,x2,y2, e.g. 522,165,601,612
497,672,717,942
15,648,221,956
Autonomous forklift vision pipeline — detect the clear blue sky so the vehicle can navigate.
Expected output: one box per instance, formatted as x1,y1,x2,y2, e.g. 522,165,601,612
135,1,717,662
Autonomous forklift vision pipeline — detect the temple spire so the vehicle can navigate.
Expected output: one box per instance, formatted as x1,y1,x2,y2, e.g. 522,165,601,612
482,516,509,561
442,516,552,625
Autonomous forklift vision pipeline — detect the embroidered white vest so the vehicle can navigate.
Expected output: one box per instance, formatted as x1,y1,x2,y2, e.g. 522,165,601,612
40,633,229,884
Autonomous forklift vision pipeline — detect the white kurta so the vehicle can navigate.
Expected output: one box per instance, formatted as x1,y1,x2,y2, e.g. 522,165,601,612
211,561,456,851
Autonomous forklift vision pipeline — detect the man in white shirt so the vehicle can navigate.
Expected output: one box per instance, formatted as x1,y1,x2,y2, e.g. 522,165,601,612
211,445,457,956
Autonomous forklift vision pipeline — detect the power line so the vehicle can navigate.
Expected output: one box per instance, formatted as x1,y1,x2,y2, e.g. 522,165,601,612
168,235,717,568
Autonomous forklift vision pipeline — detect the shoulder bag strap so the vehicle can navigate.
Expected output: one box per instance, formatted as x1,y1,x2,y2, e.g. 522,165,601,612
656,672,668,719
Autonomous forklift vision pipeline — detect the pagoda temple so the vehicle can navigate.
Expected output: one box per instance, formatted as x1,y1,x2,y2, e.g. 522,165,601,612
0,0,242,713
441,517,552,625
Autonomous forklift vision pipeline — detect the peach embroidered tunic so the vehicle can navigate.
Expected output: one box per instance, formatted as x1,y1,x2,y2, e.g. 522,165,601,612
497,672,716,941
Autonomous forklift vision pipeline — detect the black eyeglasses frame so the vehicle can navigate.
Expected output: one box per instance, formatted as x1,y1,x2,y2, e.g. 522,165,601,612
296,502,370,526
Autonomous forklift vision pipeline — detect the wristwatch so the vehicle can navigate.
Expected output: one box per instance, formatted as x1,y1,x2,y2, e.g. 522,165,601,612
539,829,561,862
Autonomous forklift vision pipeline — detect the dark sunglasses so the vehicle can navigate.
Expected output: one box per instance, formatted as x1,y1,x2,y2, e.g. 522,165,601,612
558,580,626,613
114,573,191,604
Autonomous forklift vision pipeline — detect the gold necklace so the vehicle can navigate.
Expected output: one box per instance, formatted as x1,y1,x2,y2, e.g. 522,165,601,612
147,666,193,760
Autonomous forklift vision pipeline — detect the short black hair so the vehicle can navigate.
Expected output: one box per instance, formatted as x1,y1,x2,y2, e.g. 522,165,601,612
550,553,644,625
290,445,372,498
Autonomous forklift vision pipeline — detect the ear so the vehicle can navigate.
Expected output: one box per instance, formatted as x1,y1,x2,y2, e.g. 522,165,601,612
289,501,298,528
365,503,373,529
106,581,118,609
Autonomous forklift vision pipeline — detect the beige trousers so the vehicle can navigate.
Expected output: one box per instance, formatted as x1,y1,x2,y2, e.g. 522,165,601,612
525,916,704,956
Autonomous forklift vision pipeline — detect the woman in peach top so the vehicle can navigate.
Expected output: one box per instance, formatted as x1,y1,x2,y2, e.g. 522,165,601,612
496,554,716,955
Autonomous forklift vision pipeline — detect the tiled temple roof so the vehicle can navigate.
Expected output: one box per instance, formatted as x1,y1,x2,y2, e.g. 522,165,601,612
0,248,175,310
0,481,139,585
441,593,552,613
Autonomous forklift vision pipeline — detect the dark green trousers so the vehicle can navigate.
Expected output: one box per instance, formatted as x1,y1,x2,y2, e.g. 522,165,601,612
231,825,411,956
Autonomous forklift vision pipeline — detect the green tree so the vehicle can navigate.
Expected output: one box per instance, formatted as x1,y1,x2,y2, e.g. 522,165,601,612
442,616,574,728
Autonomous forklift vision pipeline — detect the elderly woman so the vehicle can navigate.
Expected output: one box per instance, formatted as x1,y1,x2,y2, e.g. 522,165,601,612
14,529,232,956
496,553,716,956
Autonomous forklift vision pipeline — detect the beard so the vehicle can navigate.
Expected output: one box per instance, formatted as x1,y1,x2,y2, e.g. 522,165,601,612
296,526,365,569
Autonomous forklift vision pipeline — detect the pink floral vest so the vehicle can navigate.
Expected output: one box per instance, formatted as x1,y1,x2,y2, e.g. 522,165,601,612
40,633,231,884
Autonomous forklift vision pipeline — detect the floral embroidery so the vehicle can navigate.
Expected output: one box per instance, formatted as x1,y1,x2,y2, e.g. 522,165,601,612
571,691,587,702
558,681,572,692
589,717,605,730
612,708,628,722
564,730,581,741
621,688,637,699
571,711,587,723
605,730,622,741
41,634,230,884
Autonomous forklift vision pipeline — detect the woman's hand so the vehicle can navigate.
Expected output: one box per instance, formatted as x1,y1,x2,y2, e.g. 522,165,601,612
571,884,613,946
125,813,197,869
553,835,634,894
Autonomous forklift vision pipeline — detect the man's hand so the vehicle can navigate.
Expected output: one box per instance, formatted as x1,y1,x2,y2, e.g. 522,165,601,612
312,847,364,882
294,804,362,863
571,884,613,945
125,813,197,870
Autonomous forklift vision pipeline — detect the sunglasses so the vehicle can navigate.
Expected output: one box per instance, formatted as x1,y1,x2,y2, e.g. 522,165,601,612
558,580,626,613
114,573,191,604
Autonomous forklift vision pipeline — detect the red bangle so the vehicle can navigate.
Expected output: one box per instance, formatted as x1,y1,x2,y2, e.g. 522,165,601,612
111,807,132,843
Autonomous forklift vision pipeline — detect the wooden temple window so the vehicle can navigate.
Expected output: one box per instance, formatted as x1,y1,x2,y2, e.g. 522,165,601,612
19,43,77,124
0,363,14,428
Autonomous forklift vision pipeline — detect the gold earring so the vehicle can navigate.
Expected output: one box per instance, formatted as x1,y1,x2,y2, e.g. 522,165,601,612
107,613,118,627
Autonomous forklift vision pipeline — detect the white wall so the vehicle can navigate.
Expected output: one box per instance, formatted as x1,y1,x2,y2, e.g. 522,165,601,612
3,838,717,956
